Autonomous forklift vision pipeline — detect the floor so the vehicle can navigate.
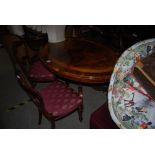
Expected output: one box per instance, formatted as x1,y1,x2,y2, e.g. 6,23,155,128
0,47,106,129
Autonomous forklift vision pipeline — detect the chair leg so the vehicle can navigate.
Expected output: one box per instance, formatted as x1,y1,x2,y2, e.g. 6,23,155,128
78,104,83,122
51,120,55,129
78,86,83,97
38,110,42,125
78,86,83,122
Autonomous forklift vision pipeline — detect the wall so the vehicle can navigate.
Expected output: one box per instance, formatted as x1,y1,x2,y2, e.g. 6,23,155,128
8,25,25,36
8,25,66,43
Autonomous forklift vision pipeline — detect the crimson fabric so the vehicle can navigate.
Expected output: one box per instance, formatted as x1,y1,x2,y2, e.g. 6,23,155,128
29,61,55,82
90,103,119,129
39,80,82,118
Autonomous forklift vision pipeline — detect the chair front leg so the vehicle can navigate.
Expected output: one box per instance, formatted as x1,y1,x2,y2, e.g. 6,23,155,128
78,86,83,122
38,109,42,125
51,120,55,129
78,104,83,122
78,86,83,97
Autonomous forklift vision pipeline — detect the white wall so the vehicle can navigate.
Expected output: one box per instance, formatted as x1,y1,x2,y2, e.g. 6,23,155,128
8,25,25,36
8,25,66,43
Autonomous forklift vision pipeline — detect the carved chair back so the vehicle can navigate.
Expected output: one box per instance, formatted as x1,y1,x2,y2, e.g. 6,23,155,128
16,72,44,111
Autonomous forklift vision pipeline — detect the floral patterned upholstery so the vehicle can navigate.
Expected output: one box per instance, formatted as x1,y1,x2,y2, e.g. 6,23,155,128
39,80,82,118
29,60,56,82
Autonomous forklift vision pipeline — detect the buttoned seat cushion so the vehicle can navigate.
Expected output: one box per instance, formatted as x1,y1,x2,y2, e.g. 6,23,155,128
29,61,55,82
39,80,82,118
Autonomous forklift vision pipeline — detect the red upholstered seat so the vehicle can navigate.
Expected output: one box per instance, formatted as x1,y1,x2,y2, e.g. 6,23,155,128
40,80,82,118
29,60,56,82
90,102,119,129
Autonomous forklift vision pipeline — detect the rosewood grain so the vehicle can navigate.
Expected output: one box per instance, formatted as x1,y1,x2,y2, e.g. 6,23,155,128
41,39,119,84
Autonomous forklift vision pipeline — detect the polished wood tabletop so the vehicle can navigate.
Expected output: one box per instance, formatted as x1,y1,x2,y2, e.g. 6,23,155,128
41,39,119,84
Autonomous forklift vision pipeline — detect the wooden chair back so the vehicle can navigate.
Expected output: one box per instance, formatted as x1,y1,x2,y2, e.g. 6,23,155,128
16,71,44,110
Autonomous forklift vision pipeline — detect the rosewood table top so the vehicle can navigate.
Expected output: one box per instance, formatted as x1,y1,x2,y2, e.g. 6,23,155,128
41,39,118,84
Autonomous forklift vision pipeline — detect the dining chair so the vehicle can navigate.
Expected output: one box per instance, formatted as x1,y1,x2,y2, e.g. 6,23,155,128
90,102,118,129
13,40,56,85
16,71,83,128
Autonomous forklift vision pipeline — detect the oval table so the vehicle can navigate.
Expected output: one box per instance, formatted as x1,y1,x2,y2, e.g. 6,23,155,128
108,38,155,129
41,39,118,84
